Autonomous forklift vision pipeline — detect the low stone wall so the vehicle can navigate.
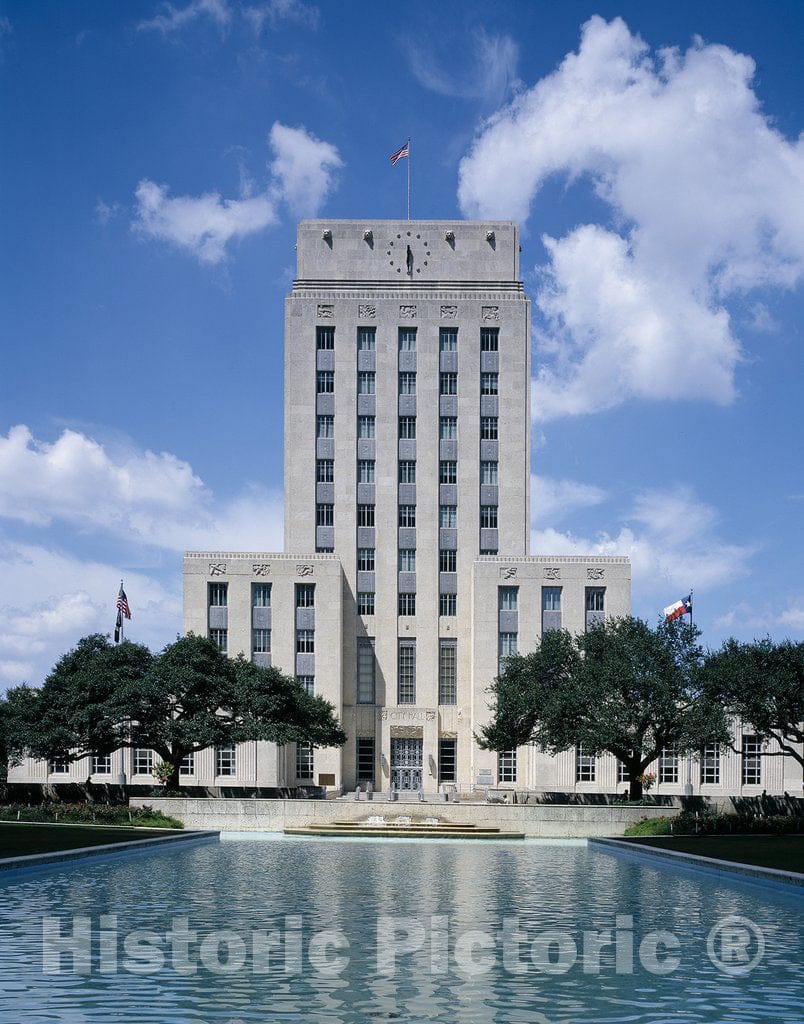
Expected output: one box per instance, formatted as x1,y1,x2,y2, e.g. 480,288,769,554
129,797,677,838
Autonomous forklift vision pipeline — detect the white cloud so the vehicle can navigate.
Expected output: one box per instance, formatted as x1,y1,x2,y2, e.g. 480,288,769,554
459,16,804,419
267,122,342,216
0,541,182,689
532,473,606,525
133,122,341,263
0,425,284,553
243,0,319,33
138,0,231,34
532,484,756,598
133,180,278,264
405,28,520,108
716,599,804,637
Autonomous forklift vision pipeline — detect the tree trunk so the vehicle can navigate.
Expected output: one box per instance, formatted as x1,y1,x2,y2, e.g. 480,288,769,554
165,760,181,791
628,776,643,802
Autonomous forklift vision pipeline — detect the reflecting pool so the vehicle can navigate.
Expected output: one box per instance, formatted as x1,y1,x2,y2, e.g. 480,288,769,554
0,835,802,1023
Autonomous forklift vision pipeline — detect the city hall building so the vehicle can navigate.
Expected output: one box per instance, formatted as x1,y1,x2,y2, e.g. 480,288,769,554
11,220,800,799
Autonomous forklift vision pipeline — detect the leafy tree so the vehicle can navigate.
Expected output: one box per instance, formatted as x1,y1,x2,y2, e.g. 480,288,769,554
703,638,804,770
479,616,728,800
12,632,347,790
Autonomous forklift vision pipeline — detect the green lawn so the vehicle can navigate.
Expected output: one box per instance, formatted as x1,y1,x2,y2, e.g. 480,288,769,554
622,835,804,874
0,822,175,858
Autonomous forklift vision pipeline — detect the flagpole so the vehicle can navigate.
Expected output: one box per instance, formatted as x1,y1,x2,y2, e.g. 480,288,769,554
120,579,124,643
407,138,411,221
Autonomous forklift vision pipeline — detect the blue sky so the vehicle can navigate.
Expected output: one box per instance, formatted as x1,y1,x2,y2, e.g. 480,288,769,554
1,0,802,688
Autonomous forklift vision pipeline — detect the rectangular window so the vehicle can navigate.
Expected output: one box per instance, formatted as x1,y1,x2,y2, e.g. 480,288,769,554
179,753,195,777
398,371,417,395
439,738,457,782
576,745,596,782
480,417,498,440
357,326,375,351
498,749,517,783
399,416,416,439
498,631,517,673
439,327,458,351
134,749,153,775
357,548,375,572
357,459,375,483
296,742,314,781
398,593,417,616
439,460,457,484
480,327,499,351
742,735,762,785
439,416,457,440
440,372,458,395
357,415,375,439
398,641,416,703
398,328,417,351
357,371,375,395
439,593,457,617
316,370,334,393
316,326,334,350
209,628,227,654
659,744,679,784
439,549,457,573
48,757,70,774
357,592,375,615
92,755,111,775
297,675,315,695
439,505,457,528
480,461,498,485
439,640,457,705
357,737,375,783
701,743,721,785
398,505,416,528
252,628,271,653
499,586,518,610
317,458,334,482
316,546,334,553
316,414,334,439
480,372,499,395
296,583,315,608
357,504,375,527
208,582,227,606
296,629,315,653
252,583,271,607
316,503,334,526
399,460,416,484
617,761,630,784
542,587,562,611
399,549,416,572
480,505,498,529
356,638,376,704
216,745,236,777
586,587,605,612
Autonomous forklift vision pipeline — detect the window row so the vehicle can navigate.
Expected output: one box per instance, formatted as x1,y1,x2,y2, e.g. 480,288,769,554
318,326,500,352
316,370,499,397
316,458,498,485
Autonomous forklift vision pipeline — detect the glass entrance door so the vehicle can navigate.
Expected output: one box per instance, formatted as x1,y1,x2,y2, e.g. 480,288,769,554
390,738,423,790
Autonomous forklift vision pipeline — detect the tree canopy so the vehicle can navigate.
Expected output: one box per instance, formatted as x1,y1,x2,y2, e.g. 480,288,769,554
479,616,729,799
10,632,346,789
703,637,804,770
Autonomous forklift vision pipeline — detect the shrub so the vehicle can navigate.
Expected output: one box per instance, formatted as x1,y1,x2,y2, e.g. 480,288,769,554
624,811,802,837
0,802,183,829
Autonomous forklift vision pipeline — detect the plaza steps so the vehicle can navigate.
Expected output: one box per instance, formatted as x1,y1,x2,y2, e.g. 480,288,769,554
283,818,525,840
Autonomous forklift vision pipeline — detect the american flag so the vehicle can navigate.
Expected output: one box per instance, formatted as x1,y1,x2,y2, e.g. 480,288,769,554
390,140,409,165
117,585,132,620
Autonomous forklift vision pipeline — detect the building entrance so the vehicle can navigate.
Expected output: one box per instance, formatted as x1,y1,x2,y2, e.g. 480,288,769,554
390,738,423,791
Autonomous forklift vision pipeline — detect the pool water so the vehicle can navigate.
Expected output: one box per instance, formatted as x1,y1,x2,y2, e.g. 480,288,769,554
0,835,802,1023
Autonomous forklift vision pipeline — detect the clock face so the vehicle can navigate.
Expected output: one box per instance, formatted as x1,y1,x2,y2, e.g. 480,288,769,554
386,231,432,275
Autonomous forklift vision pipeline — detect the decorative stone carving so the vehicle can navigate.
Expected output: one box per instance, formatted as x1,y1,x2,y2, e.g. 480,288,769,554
358,304,376,319
543,567,561,580
208,562,226,576
440,305,457,319
499,566,518,579
317,304,334,319
399,304,417,318
482,305,500,321
252,563,271,576
587,567,605,580
296,563,314,576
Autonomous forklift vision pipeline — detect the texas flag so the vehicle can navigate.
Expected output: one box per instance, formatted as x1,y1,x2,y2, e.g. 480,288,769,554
663,595,692,622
